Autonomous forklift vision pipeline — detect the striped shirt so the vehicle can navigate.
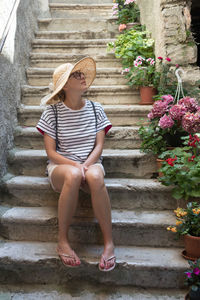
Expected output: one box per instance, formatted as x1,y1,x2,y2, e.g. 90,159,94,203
36,100,112,163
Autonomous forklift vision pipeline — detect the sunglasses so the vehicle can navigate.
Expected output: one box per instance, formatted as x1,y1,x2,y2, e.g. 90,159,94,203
69,71,86,80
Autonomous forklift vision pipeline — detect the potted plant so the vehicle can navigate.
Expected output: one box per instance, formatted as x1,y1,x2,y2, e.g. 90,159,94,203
184,259,200,300
167,202,200,261
112,0,140,31
139,95,200,158
123,56,160,104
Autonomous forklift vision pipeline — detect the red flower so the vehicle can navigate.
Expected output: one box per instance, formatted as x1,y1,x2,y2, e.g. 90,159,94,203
158,56,163,60
188,134,200,147
166,156,177,166
176,64,179,68
188,155,196,162
166,57,171,62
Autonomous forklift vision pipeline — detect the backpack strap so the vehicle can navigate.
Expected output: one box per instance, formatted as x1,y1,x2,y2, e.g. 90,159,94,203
90,100,97,132
51,104,59,150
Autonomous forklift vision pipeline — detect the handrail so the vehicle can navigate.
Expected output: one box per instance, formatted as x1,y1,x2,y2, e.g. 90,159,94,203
0,0,20,54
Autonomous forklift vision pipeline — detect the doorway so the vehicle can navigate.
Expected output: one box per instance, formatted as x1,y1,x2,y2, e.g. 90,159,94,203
191,1,200,67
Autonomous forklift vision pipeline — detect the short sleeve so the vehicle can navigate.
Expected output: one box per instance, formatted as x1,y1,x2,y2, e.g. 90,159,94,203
96,103,112,135
36,106,56,140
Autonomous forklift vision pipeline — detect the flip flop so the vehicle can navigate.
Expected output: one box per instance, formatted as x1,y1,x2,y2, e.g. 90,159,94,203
56,247,81,268
98,255,116,272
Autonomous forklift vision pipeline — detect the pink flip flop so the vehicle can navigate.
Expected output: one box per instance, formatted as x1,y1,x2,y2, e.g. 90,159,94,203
56,247,81,268
98,255,116,272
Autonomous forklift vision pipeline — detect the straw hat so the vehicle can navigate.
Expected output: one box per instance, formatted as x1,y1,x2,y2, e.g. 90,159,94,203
40,56,96,106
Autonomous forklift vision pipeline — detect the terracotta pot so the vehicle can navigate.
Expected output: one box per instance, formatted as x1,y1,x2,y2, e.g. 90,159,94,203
184,234,200,260
156,158,164,177
139,86,157,105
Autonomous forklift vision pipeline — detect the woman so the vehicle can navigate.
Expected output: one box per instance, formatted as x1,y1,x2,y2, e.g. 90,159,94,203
36,57,116,271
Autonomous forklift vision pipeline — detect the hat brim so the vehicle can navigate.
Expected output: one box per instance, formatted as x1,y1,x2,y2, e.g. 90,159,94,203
40,57,96,106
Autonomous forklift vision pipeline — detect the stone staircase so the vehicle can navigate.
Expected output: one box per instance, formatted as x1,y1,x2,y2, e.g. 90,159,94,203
0,0,187,298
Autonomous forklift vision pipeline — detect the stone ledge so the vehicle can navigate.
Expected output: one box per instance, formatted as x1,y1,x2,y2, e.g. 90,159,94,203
0,241,187,288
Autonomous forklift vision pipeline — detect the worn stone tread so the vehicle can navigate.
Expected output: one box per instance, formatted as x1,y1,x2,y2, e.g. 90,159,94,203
0,283,187,299
0,241,187,287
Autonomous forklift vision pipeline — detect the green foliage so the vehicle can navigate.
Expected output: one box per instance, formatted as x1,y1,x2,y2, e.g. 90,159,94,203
125,63,161,88
158,137,200,201
116,0,140,25
107,29,155,69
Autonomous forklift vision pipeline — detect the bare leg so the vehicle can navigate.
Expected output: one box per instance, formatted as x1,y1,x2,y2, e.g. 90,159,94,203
85,165,115,270
51,164,82,266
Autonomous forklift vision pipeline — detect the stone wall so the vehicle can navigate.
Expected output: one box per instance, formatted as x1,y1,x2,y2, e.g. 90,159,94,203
137,0,200,86
0,0,50,179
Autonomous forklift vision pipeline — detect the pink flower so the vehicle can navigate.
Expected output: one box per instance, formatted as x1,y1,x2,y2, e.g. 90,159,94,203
166,57,171,62
124,0,136,5
146,58,152,62
147,112,154,120
121,68,130,74
149,100,170,119
178,97,199,113
119,24,127,32
134,61,138,67
182,112,200,133
161,95,174,104
136,56,144,61
176,64,179,69
186,272,192,278
193,268,200,275
158,56,163,60
159,114,174,129
150,59,155,65
169,104,187,121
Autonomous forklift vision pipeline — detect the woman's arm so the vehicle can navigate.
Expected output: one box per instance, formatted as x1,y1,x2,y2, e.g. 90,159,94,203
83,129,105,168
44,133,78,167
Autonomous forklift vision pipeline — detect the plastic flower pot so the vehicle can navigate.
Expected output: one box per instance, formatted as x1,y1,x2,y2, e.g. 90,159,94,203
139,86,157,105
185,288,200,300
183,234,200,260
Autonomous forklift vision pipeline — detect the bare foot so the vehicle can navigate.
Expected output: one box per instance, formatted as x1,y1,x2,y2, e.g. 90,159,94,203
57,242,81,266
99,243,115,271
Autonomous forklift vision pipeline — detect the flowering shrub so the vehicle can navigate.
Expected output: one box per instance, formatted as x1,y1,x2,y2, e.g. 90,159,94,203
139,94,200,155
107,29,154,69
185,259,200,292
159,135,200,200
123,55,160,87
112,0,140,25
167,202,200,237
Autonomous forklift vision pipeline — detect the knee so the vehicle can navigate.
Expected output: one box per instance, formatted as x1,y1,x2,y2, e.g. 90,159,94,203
64,167,82,185
86,169,104,189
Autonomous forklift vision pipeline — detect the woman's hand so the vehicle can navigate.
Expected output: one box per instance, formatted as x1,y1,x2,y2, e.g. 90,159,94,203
74,162,88,183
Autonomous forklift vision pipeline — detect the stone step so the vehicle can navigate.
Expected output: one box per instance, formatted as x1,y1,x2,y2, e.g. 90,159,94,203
0,206,179,247
14,126,141,149
7,149,157,178
29,52,121,68
0,241,187,288
49,3,113,18
35,29,117,40
1,175,181,210
0,283,187,300
26,67,128,86
21,85,140,105
49,0,113,3
17,104,150,127
37,18,117,32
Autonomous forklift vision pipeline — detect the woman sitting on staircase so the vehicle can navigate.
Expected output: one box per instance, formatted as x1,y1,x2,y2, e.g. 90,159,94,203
36,57,116,271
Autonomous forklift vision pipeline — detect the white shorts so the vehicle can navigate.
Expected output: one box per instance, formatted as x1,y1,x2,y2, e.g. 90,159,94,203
46,160,105,193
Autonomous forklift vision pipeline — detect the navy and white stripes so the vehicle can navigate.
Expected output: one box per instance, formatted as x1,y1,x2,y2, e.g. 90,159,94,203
36,100,112,163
